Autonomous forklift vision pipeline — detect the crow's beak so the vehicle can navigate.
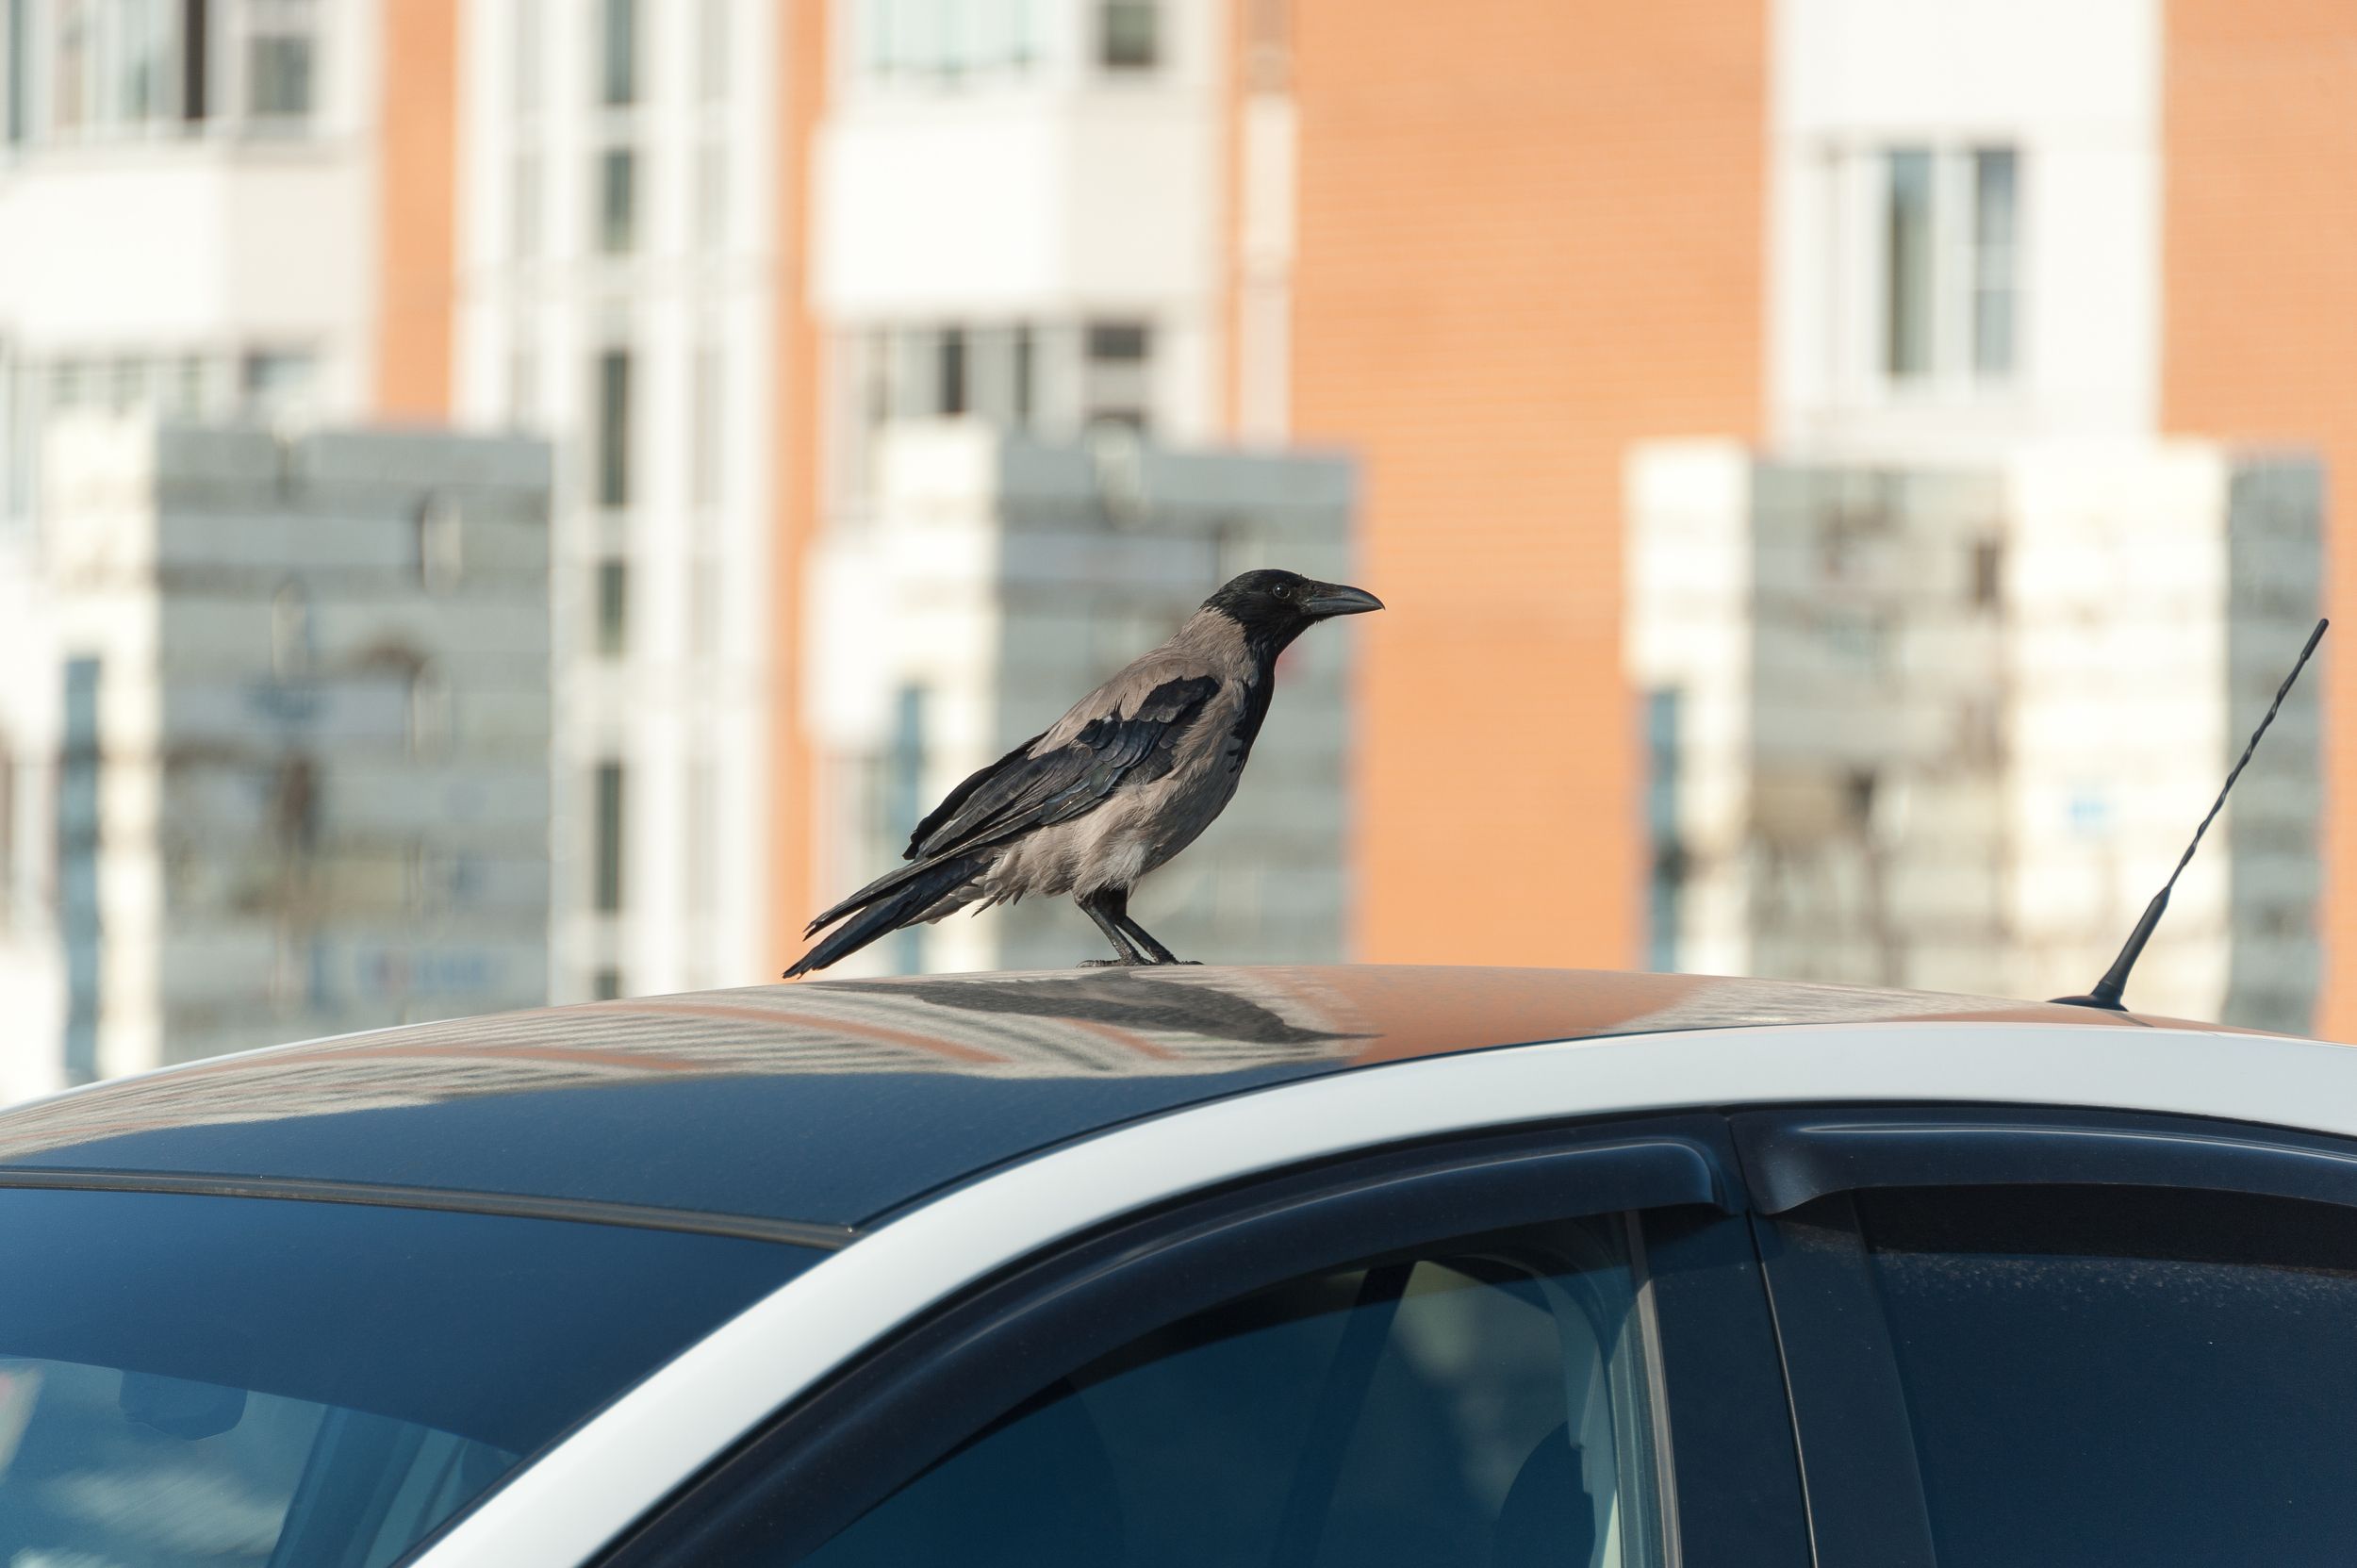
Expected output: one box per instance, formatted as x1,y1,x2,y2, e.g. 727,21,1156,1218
1303,582,1384,618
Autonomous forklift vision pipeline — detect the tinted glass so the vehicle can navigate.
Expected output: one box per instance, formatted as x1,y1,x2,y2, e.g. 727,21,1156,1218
803,1216,1667,1568
0,1187,818,1566
1856,1185,2357,1566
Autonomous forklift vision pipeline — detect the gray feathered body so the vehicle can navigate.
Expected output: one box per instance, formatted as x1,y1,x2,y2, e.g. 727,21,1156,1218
961,635,1256,911
784,610,1273,975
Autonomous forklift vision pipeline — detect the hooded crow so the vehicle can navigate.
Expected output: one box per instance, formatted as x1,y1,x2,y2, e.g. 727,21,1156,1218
785,569,1382,976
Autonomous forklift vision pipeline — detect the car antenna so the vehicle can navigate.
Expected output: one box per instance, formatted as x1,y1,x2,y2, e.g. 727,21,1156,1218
2053,616,2328,1012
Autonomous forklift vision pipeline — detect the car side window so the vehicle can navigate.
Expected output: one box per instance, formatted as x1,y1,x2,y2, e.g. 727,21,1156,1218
1851,1184,2357,1566
798,1213,1669,1568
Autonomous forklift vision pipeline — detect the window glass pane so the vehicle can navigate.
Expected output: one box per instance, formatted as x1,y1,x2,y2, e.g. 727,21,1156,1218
593,760,625,912
181,0,207,122
937,327,967,416
5,0,27,141
598,145,635,253
596,348,631,507
0,1187,815,1568
244,0,313,123
1100,0,1157,71
803,1217,1668,1568
1883,149,1933,379
239,349,313,416
1971,147,2018,379
596,555,627,657
1855,1184,2357,1567
599,0,635,105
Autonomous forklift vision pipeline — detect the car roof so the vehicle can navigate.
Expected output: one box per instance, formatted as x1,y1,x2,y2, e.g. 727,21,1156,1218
0,966,2251,1239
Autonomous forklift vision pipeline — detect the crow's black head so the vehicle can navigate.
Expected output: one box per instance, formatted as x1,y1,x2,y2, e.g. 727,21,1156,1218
1201,570,1382,657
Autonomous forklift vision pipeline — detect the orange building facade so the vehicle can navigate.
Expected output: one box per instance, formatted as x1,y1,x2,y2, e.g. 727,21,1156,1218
1286,0,1767,968
2161,0,2357,1032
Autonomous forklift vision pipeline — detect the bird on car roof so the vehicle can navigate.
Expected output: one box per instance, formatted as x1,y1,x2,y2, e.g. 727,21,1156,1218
785,569,1383,977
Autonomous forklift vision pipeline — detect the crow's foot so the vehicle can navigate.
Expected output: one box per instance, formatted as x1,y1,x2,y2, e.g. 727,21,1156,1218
1079,956,1150,967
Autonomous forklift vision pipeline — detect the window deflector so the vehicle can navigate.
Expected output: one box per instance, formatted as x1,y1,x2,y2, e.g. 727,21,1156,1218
599,1120,1738,1568
1733,1108,2357,1214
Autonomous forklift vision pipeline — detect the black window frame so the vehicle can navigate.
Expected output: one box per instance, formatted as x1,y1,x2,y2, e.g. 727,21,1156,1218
596,1112,1812,1568
1734,1103,2357,1568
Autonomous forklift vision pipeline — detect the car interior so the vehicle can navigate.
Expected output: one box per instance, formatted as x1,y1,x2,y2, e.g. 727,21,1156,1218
800,1214,1667,1568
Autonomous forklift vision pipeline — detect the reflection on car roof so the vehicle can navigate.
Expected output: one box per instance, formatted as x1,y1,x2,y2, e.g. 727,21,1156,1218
0,966,2238,1230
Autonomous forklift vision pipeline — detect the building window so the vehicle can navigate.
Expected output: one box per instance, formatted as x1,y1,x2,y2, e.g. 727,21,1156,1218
598,0,635,106
59,657,102,1085
592,966,622,1000
5,0,27,142
1083,318,1152,430
854,0,1040,87
180,0,208,123
1099,0,1157,71
240,349,313,416
1883,149,1933,380
597,146,635,254
1875,144,2019,388
593,761,625,914
243,0,314,121
595,556,627,657
595,348,631,507
937,329,968,417
1971,148,2019,379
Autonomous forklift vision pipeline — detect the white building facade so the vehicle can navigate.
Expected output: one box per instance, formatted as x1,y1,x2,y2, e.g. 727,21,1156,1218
453,0,778,1000
0,0,373,526
0,420,551,1105
1628,0,2325,1032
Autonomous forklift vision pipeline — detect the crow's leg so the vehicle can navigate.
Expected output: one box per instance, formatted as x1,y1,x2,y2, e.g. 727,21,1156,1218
1105,891,1188,966
1076,887,1151,966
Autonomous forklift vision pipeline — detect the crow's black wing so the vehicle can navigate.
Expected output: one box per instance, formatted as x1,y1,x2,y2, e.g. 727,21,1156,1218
802,674,1220,939
906,674,1221,862
904,731,1044,860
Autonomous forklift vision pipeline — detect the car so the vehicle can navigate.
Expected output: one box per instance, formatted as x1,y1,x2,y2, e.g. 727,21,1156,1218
0,963,2353,1567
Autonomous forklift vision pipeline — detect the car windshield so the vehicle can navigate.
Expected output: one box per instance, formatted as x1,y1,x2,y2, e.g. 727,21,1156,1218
0,1186,821,1567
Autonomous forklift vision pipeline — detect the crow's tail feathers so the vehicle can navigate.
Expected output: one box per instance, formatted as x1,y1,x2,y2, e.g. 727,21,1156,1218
783,850,989,979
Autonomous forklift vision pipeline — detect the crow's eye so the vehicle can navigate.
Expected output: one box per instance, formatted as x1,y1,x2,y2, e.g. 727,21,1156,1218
1272,583,1292,600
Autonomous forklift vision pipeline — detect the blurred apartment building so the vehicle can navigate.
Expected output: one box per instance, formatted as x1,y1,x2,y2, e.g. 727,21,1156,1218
0,420,549,1104
0,0,372,504
446,0,780,999
423,0,1352,982
1264,0,2352,1034
1618,0,2331,1029
7,0,2353,1062
411,0,2353,1021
